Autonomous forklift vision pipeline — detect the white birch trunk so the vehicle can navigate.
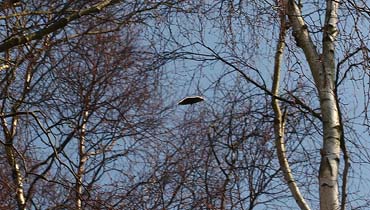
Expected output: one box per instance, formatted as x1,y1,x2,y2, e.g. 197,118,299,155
286,0,341,209
76,110,89,210
1,116,26,210
319,1,341,209
272,5,311,209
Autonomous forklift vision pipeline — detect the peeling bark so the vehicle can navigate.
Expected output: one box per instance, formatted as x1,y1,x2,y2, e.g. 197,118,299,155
285,0,342,209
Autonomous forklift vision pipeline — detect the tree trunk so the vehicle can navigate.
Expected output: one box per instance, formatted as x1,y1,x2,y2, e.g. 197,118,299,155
1,116,26,210
272,4,311,209
319,0,341,209
286,0,341,209
76,110,89,210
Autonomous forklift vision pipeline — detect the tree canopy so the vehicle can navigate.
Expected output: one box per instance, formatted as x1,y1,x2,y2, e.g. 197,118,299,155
0,1,369,209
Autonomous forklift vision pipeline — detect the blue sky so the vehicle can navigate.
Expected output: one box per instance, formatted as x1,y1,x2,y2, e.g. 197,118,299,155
142,1,370,209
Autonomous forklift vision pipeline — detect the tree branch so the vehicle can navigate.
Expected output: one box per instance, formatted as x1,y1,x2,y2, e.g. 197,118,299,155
286,0,322,89
272,4,311,209
0,0,120,52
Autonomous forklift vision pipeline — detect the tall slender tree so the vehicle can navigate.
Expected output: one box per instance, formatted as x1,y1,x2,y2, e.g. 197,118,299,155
0,0,369,209
147,0,370,209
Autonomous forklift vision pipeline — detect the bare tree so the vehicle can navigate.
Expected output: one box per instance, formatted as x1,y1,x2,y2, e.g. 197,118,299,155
1,0,369,209
0,1,176,209
146,0,370,209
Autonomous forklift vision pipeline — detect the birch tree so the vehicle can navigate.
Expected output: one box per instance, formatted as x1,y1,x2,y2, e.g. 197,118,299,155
149,0,370,209
285,1,342,209
1,0,369,209
0,1,176,209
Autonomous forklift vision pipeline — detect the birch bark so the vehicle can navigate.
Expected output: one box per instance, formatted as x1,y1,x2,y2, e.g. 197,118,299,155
271,7,311,209
285,0,342,209
76,109,89,210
